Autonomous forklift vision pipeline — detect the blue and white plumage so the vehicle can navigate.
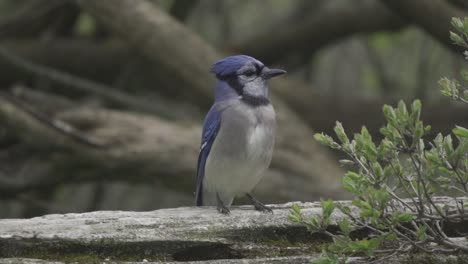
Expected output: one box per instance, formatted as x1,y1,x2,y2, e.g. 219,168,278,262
195,55,286,214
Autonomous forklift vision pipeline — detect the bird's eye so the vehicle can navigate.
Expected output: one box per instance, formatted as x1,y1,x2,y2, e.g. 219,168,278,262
243,70,255,77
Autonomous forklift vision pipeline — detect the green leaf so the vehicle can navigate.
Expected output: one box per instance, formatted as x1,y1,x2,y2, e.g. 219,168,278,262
322,199,335,216
306,217,321,232
342,172,361,194
288,213,300,223
338,219,351,234
314,133,336,147
453,126,468,138
292,203,301,214
339,159,355,166
392,212,413,223
383,105,398,127
374,189,390,207
355,127,378,161
444,135,455,159
383,165,393,180
321,199,335,226
334,122,349,145
396,100,409,122
413,120,424,140
289,204,302,223
360,208,380,218
353,199,372,210
450,31,467,47
460,69,468,82
410,100,422,129
439,78,460,99
338,205,352,215
452,17,464,30
372,162,384,180
348,238,380,256
416,224,427,241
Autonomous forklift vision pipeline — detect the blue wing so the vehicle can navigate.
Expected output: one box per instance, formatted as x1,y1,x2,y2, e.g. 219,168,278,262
195,106,221,206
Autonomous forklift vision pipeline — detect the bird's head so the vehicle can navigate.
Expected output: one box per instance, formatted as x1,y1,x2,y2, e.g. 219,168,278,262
211,55,286,100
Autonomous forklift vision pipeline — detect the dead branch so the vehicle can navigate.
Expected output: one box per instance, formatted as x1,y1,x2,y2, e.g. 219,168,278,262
0,92,345,202
0,198,466,263
232,0,406,64
0,45,178,117
0,39,130,85
0,0,65,38
1,92,103,148
78,0,218,105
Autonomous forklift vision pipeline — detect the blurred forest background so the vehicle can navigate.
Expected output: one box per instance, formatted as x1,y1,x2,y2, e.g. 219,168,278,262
0,0,467,219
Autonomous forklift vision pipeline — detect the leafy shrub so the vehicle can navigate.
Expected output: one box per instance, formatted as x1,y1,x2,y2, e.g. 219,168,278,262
290,18,468,263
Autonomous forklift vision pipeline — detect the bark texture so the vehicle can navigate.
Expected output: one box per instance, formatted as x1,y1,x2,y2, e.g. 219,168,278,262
0,95,345,202
233,0,406,64
0,198,466,263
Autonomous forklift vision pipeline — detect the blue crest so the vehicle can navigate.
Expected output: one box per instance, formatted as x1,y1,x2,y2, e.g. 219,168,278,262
211,55,264,78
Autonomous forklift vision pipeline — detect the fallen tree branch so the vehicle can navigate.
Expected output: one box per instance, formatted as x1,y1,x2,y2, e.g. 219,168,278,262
0,39,130,85
0,198,466,263
0,45,180,117
1,92,103,148
0,94,345,202
232,0,406,64
0,39,465,138
0,0,65,38
78,0,218,105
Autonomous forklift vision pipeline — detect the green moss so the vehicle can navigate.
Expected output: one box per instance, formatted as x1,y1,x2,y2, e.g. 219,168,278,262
192,225,331,259
0,238,174,262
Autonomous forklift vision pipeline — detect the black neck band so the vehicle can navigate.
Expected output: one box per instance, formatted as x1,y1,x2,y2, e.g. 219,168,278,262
241,94,270,106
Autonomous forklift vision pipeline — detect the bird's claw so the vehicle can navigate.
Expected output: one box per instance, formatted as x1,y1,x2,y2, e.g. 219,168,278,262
216,192,230,214
217,204,230,214
246,193,273,214
254,203,273,213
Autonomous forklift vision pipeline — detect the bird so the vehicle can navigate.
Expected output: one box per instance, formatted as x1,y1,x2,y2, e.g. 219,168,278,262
195,55,286,214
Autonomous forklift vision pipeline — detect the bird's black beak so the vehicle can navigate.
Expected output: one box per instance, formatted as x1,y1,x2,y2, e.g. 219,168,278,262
262,67,287,79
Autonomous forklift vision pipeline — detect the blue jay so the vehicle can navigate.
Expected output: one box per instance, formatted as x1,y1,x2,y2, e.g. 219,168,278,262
195,55,286,214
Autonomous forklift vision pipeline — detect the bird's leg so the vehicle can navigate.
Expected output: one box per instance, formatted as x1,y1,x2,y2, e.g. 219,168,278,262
216,192,230,214
246,193,272,213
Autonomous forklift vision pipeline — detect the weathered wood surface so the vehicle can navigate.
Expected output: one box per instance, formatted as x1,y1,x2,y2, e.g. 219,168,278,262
1,202,323,263
0,198,467,263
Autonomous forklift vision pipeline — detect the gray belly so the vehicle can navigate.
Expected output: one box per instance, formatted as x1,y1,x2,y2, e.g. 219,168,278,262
203,102,276,205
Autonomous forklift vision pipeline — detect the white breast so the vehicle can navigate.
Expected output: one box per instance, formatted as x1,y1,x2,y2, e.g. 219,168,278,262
247,122,273,160
203,102,276,205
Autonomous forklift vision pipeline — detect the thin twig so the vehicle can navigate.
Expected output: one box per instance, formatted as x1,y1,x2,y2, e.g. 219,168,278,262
0,45,163,115
1,92,104,148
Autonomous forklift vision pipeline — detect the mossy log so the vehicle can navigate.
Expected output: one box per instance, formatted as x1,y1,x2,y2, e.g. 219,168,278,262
1,197,467,263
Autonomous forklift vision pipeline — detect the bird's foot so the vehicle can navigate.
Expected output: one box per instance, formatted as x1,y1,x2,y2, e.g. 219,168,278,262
246,193,273,213
217,192,230,215
217,204,230,214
